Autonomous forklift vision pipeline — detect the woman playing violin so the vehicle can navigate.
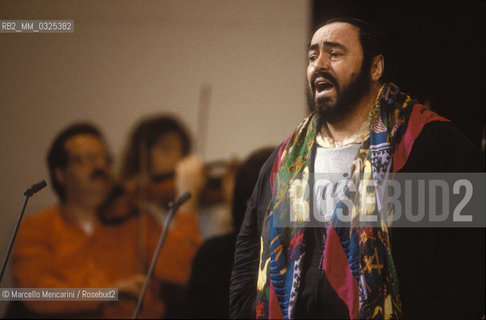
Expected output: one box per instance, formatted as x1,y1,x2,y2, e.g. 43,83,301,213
102,115,205,318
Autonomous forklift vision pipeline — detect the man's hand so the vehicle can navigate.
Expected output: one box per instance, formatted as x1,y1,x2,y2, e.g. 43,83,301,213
112,273,146,300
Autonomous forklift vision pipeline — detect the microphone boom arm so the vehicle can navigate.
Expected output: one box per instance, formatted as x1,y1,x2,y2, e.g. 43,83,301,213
0,180,47,283
132,191,192,319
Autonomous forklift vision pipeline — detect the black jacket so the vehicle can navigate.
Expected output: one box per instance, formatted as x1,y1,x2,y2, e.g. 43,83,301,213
230,121,485,319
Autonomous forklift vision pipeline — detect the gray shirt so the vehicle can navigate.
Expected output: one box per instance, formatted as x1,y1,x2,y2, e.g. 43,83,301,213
313,144,360,222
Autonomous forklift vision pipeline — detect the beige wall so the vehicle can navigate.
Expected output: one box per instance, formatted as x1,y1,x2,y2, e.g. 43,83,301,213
0,0,310,315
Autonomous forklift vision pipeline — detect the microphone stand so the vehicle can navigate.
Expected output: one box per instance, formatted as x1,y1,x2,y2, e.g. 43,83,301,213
0,180,47,283
132,191,192,319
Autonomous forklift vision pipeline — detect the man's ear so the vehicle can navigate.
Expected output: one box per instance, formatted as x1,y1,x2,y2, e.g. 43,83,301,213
55,168,66,186
370,55,384,82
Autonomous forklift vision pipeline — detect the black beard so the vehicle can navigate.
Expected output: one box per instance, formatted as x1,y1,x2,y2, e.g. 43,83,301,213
307,64,371,125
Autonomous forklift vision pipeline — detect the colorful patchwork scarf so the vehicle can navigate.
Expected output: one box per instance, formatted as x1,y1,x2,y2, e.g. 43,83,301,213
255,83,448,319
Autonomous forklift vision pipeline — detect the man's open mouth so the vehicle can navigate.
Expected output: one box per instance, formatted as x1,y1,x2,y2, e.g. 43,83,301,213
315,79,334,93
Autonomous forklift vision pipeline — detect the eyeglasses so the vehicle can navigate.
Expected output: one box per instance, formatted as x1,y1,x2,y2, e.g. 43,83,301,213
68,153,113,166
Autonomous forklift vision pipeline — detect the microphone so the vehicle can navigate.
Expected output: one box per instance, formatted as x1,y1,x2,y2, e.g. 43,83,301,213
24,180,47,197
168,190,191,211
132,191,192,319
1,180,47,283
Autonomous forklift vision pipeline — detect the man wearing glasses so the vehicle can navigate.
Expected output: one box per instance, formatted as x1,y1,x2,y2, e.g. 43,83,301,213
10,123,166,318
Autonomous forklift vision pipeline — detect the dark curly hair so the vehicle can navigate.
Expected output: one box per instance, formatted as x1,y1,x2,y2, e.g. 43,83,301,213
120,115,191,180
319,17,392,83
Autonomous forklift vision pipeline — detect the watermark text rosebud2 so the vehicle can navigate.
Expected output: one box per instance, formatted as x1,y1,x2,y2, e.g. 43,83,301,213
272,173,486,228
0,288,117,301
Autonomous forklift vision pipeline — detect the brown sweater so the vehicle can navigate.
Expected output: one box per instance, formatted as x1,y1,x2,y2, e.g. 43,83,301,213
12,205,201,318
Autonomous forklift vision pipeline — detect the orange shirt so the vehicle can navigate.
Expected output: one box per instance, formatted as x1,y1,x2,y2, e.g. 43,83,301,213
12,205,201,318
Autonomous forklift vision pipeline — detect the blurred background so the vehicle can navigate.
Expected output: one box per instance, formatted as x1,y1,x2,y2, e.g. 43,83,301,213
0,1,310,315
1,0,484,317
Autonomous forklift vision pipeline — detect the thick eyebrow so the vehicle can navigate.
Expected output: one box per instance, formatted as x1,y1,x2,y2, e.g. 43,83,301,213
307,41,347,52
307,43,319,52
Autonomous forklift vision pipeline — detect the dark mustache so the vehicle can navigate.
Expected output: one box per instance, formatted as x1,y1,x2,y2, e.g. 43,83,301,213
311,71,338,88
91,168,111,180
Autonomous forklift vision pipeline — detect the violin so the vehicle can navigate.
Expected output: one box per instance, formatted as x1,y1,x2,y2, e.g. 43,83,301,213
98,173,176,224
98,159,240,224
99,85,242,224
